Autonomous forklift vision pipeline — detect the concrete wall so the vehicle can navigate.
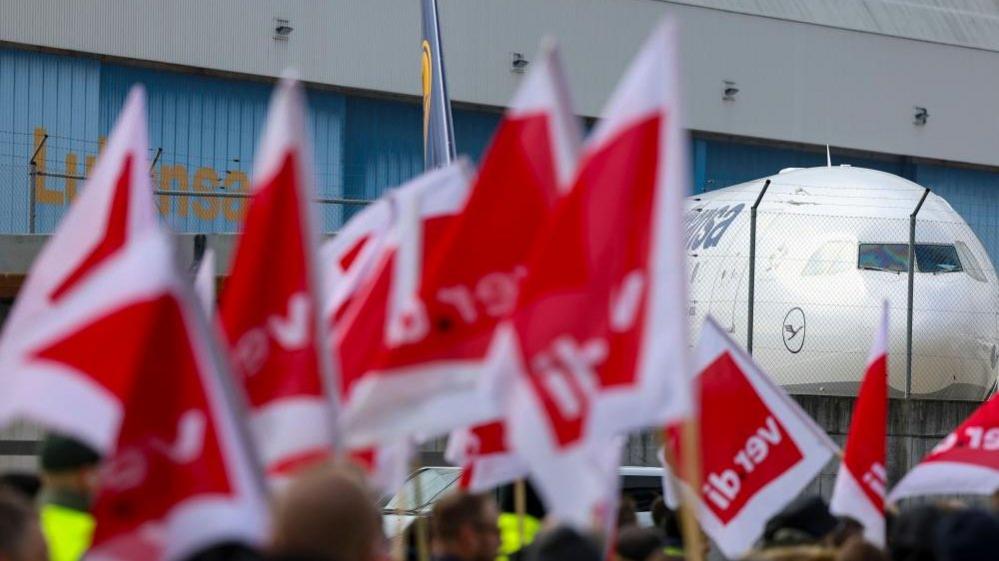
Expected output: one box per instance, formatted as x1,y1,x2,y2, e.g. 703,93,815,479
623,396,982,501
4,1,999,168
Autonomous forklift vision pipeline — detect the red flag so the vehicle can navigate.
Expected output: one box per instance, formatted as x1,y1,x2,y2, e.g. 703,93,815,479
0,87,268,560
346,441,413,496
0,87,165,451
446,421,527,492
86,286,269,561
889,384,999,500
668,318,837,559
220,78,338,481
491,20,692,525
831,303,888,546
332,161,471,446
333,44,581,448
319,193,416,495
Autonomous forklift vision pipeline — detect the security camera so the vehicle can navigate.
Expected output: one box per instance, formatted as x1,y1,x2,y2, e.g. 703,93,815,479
914,106,929,126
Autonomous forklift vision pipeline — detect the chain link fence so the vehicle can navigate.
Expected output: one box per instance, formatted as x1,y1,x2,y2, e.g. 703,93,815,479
689,175,999,402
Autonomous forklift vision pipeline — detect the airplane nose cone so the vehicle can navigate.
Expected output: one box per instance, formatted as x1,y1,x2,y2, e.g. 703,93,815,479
907,296,997,400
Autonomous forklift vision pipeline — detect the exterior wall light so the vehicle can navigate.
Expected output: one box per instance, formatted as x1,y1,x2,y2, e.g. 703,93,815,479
274,18,293,40
723,80,738,101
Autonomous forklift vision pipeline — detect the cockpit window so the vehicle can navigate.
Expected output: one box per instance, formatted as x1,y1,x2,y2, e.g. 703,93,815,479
802,241,854,276
915,244,963,273
955,241,987,282
858,243,963,274
858,244,909,273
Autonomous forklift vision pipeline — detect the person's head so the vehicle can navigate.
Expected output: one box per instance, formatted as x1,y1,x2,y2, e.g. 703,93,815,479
0,473,40,502
38,433,100,502
525,526,601,561
827,517,864,548
650,497,667,530
742,545,837,561
888,504,942,561
617,495,638,529
933,507,999,561
430,491,499,561
615,526,665,561
270,465,383,561
761,496,838,548
0,489,47,561
835,537,888,561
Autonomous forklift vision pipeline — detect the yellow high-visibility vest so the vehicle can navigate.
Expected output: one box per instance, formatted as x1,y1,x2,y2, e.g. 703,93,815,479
497,512,541,561
40,504,94,561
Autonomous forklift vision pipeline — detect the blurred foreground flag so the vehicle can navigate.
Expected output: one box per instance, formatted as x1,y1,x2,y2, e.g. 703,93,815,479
220,78,338,482
831,303,888,547
334,161,472,447
490,19,692,525
88,289,269,561
889,386,999,501
319,190,415,494
447,421,526,492
0,87,174,451
0,87,268,560
667,318,837,559
347,42,582,462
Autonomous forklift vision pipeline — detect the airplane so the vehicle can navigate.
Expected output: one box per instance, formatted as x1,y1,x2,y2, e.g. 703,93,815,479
685,165,999,400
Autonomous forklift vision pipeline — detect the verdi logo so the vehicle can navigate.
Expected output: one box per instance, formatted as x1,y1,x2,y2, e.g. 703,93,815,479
698,352,804,524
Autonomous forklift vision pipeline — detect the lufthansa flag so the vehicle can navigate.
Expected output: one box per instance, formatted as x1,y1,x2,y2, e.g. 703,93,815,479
421,0,456,169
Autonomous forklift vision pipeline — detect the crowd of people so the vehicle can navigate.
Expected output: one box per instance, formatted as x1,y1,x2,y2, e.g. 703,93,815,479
0,434,998,561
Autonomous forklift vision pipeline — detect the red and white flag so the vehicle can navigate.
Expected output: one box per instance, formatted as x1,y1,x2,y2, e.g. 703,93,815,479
831,304,888,546
667,318,838,559
446,421,527,493
0,87,269,560
888,386,999,501
334,161,472,446
347,441,414,496
0,87,164,451
334,43,581,448
220,78,338,482
490,20,692,525
319,192,415,495
319,194,395,328
87,284,270,561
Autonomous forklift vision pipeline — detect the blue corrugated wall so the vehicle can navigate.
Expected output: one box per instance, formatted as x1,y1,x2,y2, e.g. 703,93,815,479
0,47,501,234
3,45,999,269
0,49,100,233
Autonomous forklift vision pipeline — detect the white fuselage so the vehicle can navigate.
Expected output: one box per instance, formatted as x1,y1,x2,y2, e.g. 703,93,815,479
686,166,999,400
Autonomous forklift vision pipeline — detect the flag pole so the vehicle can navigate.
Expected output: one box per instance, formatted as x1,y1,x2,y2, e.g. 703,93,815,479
412,459,431,561
392,480,408,561
514,478,527,550
663,422,706,561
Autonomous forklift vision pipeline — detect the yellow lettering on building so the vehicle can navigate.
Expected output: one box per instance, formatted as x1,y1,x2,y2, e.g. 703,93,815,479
64,153,78,202
32,128,63,205
223,170,248,222
159,164,190,217
192,167,220,220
